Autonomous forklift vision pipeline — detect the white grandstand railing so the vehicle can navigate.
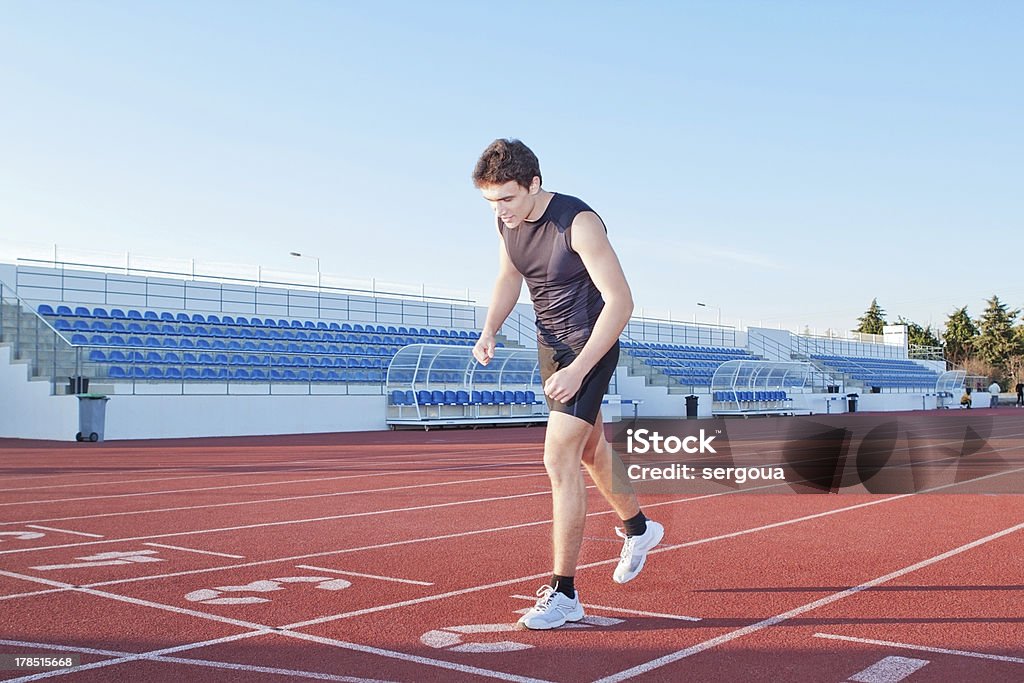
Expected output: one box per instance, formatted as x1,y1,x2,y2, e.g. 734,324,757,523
793,332,902,360
747,329,791,362
14,258,477,330
0,279,78,383
624,314,737,347
1,242,475,305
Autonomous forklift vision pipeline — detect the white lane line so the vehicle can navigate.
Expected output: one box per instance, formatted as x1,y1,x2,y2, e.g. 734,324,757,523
592,519,1024,683
279,484,871,630
25,525,104,538
0,487,555,557
509,595,701,621
13,455,1014,596
846,656,930,682
5,418,999,529
0,637,399,683
0,471,548,529
815,633,1024,665
0,588,69,602
281,629,554,683
144,543,245,559
0,444,542,489
295,564,433,586
86,462,1015,594
0,440,833,553
0,573,553,683
0,458,537,507
609,464,1024,567
0,569,269,632
0,630,268,683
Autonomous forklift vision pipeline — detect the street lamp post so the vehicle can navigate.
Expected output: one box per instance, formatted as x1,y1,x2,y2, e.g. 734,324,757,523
289,251,322,318
289,252,321,289
696,302,721,325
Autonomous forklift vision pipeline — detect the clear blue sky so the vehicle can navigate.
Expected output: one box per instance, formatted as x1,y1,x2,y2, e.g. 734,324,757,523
1,1,1021,335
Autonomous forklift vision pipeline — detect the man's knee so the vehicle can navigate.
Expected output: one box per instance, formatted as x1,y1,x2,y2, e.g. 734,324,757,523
544,414,592,482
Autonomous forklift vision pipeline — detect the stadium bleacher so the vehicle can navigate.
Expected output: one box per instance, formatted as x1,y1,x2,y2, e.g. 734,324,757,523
40,305,480,384
621,340,756,386
810,354,941,389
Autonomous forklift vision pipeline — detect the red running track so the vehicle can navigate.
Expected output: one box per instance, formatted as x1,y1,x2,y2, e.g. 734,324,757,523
0,411,1022,682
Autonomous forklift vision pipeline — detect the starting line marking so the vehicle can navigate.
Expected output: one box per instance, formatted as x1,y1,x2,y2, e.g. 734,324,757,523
31,549,165,571
815,633,1024,665
846,656,930,682
509,594,702,621
26,525,104,538
0,531,46,542
295,564,433,586
144,543,245,559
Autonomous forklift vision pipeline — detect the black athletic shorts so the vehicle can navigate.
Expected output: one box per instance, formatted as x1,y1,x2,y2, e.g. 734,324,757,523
537,341,619,426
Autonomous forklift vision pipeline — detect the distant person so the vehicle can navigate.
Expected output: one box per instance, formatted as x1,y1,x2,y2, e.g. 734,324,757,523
1015,381,1023,407
988,380,1001,407
960,387,972,409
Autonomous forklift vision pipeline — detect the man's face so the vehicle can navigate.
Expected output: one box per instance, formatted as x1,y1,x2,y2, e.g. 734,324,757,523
479,178,539,229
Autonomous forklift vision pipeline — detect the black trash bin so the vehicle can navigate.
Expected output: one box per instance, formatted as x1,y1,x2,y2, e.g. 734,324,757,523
685,395,699,418
76,394,110,442
67,375,89,395
846,393,859,413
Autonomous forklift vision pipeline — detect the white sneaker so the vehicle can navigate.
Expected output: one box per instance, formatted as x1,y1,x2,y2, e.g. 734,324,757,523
613,520,664,584
516,585,584,630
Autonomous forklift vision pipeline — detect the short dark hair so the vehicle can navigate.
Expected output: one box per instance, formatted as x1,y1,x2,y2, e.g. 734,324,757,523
472,138,542,189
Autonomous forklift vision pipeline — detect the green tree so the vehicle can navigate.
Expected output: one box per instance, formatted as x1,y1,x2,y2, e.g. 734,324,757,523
942,306,977,366
896,317,942,349
974,295,1021,368
855,299,886,335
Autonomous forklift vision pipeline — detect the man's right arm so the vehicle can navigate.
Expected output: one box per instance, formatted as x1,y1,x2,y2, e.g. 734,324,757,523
474,240,523,365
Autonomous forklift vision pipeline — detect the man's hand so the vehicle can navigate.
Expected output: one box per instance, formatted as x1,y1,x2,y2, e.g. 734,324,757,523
473,332,497,366
544,366,584,403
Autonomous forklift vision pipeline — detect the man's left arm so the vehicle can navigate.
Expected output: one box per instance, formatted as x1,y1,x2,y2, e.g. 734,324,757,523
543,211,634,402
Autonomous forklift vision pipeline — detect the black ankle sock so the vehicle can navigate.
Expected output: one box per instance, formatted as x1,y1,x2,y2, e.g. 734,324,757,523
623,510,648,537
550,574,575,599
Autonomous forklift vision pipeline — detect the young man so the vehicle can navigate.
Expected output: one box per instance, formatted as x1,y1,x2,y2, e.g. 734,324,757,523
471,139,663,630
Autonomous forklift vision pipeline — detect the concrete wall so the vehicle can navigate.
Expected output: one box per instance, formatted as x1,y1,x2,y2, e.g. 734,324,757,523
0,345,78,439
0,342,387,441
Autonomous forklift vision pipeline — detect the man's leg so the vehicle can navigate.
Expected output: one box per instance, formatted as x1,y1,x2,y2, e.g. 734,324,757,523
516,411,591,631
580,409,640,519
581,410,664,584
543,411,593,576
